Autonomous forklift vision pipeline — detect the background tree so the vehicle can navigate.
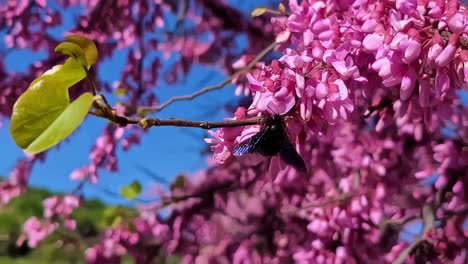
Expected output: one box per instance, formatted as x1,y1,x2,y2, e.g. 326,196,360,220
1,0,467,263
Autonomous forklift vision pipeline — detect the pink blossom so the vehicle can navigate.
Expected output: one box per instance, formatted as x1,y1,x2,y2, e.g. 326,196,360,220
435,34,459,67
23,217,57,248
43,194,80,219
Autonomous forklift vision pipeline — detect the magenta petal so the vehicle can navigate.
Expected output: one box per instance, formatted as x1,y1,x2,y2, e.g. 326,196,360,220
312,19,330,32
435,71,450,98
403,41,421,64
334,79,349,100
435,44,456,67
419,79,431,107
372,58,391,77
318,30,334,41
448,12,466,33
339,105,348,120
400,67,416,100
278,94,296,114
428,43,443,62
246,74,264,92
316,83,328,99
276,29,291,43
363,33,384,52
361,19,378,32
323,102,337,124
275,86,290,100
303,29,314,46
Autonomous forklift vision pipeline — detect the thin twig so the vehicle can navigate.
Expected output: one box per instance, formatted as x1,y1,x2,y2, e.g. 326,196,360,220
138,116,263,129
284,193,355,215
84,66,112,109
70,180,87,195
393,170,460,264
138,41,277,114
90,105,265,129
159,169,260,210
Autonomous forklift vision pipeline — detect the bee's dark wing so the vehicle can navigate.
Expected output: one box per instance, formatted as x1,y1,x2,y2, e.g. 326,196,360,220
232,129,268,156
279,140,307,172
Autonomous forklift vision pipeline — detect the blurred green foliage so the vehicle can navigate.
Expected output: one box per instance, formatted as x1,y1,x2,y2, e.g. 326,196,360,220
0,183,108,263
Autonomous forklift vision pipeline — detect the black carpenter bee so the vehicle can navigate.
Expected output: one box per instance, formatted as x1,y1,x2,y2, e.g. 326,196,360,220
232,115,307,172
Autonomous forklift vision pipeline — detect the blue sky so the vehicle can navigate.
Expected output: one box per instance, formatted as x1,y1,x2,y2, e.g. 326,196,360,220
0,0,274,205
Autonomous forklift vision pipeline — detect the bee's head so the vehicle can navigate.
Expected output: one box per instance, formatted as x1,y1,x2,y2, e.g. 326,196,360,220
265,114,285,128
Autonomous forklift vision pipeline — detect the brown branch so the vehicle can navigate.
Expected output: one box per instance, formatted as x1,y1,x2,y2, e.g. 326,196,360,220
84,67,112,108
90,103,265,129
138,41,277,114
153,169,261,211
283,193,355,215
393,170,460,264
137,116,263,129
394,237,432,264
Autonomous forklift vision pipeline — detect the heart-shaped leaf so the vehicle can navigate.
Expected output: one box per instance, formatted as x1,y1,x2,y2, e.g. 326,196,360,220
10,35,98,154
24,92,94,154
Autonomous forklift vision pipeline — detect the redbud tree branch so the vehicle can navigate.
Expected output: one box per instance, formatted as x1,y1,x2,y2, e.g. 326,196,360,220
393,169,460,264
89,102,265,129
137,41,277,114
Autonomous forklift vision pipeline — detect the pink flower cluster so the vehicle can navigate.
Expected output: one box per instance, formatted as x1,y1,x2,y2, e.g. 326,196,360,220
43,194,80,230
22,194,80,248
197,0,468,263
22,216,57,248
85,227,139,264
0,160,30,204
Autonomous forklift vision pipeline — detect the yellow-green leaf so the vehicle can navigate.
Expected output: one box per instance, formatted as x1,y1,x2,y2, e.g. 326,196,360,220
111,216,123,228
120,181,142,200
251,6,267,17
102,206,123,226
10,35,98,154
279,3,286,13
114,88,127,97
10,58,87,150
55,34,98,68
24,92,94,154
170,175,186,191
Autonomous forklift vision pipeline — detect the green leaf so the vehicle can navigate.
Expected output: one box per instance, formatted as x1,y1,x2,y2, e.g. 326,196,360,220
10,35,98,154
251,6,267,17
170,175,186,191
278,3,286,13
120,181,142,200
102,206,118,226
114,88,127,97
24,92,94,154
55,34,98,68
111,215,123,228
10,59,87,151
167,255,181,264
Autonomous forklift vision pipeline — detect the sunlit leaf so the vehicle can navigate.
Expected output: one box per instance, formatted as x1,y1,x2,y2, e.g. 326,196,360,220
102,206,123,226
278,3,286,13
251,6,267,17
114,88,127,97
10,59,86,150
120,181,142,200
10,35,98,154
111,216,122,228
170,175,186,191
24,92,94,154
55,34,98,68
